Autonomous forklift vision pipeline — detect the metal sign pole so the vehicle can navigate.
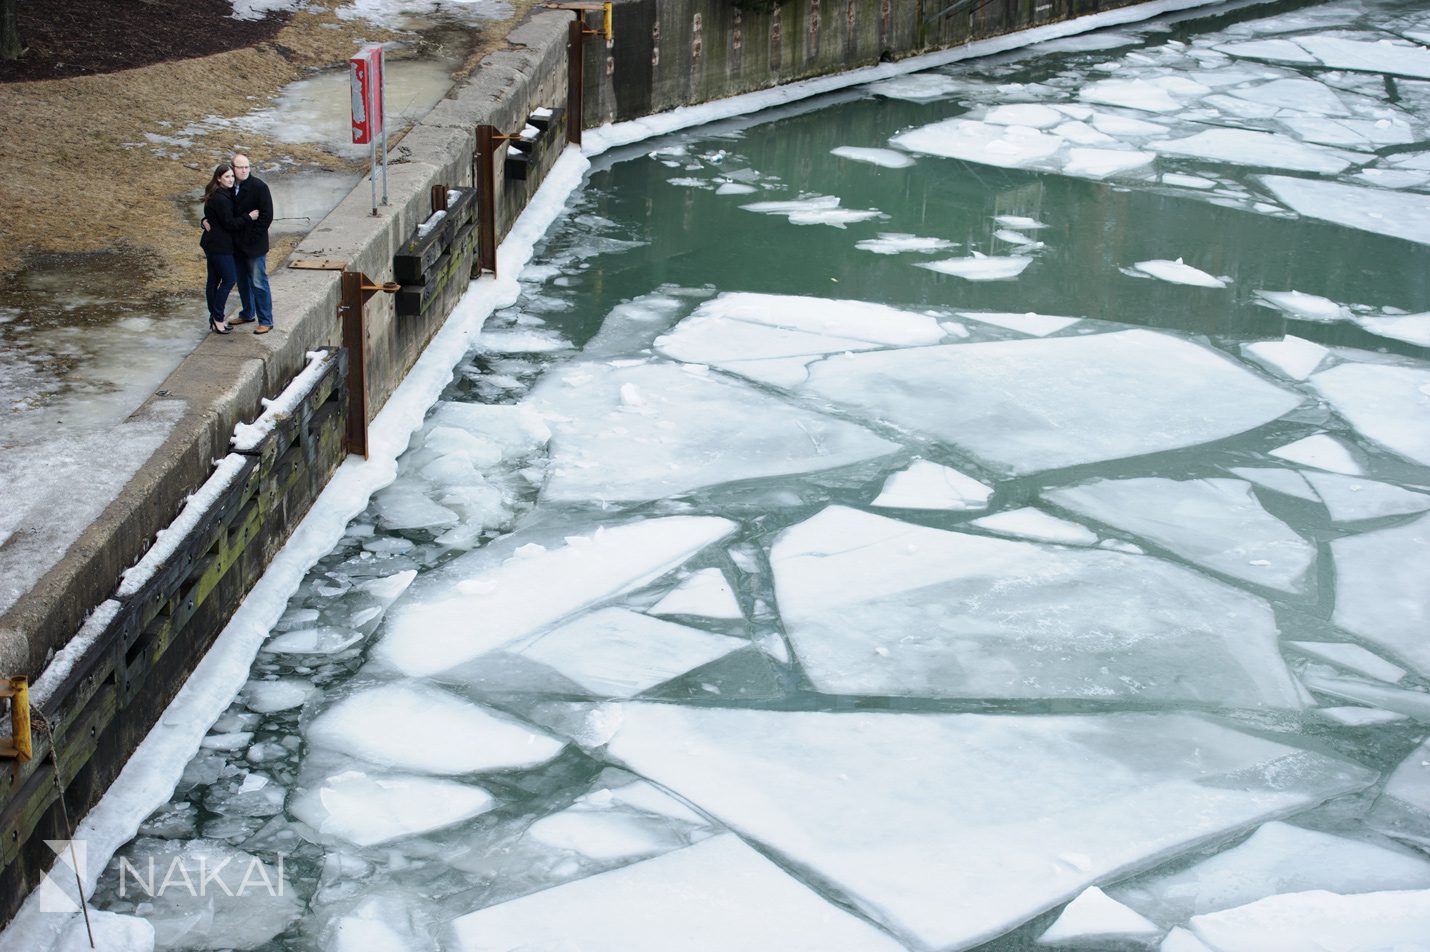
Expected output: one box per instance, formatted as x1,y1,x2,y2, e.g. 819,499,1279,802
379,50,389,206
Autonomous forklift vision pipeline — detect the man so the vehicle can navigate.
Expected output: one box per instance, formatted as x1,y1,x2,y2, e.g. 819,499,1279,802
228,153,275,334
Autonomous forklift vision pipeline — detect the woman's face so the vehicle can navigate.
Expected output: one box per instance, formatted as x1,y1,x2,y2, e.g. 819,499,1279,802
218,169,235,188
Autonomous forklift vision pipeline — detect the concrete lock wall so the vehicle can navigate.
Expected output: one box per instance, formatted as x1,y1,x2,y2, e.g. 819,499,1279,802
1,0,1172,927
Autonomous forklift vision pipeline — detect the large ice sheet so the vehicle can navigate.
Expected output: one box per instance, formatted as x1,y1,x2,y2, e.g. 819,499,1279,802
1043,477,1314,592
654,292,945,365
1296,35,1430,79
375,516,737,676
1109,821,1430,925
891,118,1064,168
1331,511,1430,678
507,607,746,697
1261,176,1430,245
448,833,907,952
528,361,898,501
1188,889,1430,952
798,329,1301,475
306,682,565,773
582,703,1373,951
771,507,1305,705
1311,361,1430,467
1355,311,1430,347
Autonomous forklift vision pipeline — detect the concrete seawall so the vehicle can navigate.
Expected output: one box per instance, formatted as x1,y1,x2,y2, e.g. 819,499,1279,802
1,0,1198,928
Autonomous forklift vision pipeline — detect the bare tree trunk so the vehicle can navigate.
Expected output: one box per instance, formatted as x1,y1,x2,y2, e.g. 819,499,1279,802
0,0,21,61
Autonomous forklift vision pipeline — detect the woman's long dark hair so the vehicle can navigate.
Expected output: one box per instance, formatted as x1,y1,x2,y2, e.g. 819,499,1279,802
203,164,233,202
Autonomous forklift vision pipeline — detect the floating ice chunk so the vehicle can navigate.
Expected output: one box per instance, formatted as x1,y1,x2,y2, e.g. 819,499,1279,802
1090,112,1167,136
1162,172,1218,189
871,460,993,511
855,232,955,255
1053,120,1119,145
243,678,315,714
1062,147,1154,178
1128,259,1227,287
526,807,683,862
1317,706,1406,726
1080,78,1193,112
1260,176,1430,245
99,839,299,949
1228,467,1318,501
1288,641,1406,683
476,329,570,353
772,507,1305,704
292,770,495,847
740,194,883,228
324,895,429,952
529,362,897,502
994,228,1036,245
1188,889,1430,952
373,486,458,531
1231,78,1349,115
608,778,708,824
1283,116,1416,148
830,146,914,168
577,703,1372,951
800,329,1300,475
55,911,153,952
655,292,946,365
508,608,746,697
1038,887,1161,945
1302,671,1430,722
307,682,565,773
1032,31,1140,53
263,626,363,655
1302,471,1430,523
449,833,906,951
866,73,967,101
1241,336,1328,381
1252,290,1350,323
1111,822,1430,926
1154,128,1361,174
892,118,1065,169
918,254,1032,280
1203,93,1283,120
376,517,736,676
984,103,1066,128
994,215,1048,229
1311,361,1430,467
1331,511,1430,678
1214,39,1320,65
969,507,1098,545
1355,311,1430,347
1297,35,1430,79
1268,434,1363,475
1161,928,1216,952
650,568,743,619
1370,740,1430,847
956,311,1080,337
715,182,758,195
1044,477,1314,592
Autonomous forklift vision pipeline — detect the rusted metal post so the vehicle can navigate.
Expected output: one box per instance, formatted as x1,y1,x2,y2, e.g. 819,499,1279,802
339,271,371,458
568,17,584,146
430,183,449,214
476,124,498,278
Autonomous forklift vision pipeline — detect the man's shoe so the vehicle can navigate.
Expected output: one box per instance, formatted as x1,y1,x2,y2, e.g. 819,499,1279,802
228,315,256,326
254,325,272,335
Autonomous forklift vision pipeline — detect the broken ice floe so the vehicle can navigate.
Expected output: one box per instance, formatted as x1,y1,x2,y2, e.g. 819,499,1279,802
1260,176,1430,246
771,506,1305,705
1037,887,1161,946
1253,290,1351,323
306,681,566,774
291,770,496,847
1153,128,1363,174
1301,471,1430,522
1125,258,1228,287
1229,467,1319,502
740,194,884,228
1241,336,1328,381
1044,477,1314,592
830,146,915,168
1355,311,1430,347
955,311,1081,336
917,254,1033,281
375,516,736,677
968,507,1099,546
569,702,1372,951
1287,641,1406,683
1186,889,1430,952
870,460,993,511
1330,511,1430,679
797,329,1300,475
1370,739,1430,847
854,233,955,255
649,568,743,619
1311,360,1430,467
1268,434,1363,475
528,361,897,501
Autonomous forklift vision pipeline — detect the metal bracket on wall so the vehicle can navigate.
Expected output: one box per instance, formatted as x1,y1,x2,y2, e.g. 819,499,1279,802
473,125,534,278
338,272,400,459
542,1,613,41
0,678,32,768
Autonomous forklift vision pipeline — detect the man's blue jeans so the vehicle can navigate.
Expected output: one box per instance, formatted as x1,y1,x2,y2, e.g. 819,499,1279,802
236,253,273,327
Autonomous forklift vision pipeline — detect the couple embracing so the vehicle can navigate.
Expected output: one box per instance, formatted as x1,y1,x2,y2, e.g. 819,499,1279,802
200,153,275,335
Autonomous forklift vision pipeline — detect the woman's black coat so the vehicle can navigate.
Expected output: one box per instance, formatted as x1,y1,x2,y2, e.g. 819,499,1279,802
200,188,247,256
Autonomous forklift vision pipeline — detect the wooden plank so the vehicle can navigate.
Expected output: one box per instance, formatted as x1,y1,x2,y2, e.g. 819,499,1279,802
288,259,348,270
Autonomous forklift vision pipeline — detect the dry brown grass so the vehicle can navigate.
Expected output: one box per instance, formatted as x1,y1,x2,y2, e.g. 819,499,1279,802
0,0,535,294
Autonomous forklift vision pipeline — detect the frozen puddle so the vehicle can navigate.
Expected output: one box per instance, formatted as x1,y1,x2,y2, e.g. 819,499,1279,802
564,703,1373,951
771,507,1305,705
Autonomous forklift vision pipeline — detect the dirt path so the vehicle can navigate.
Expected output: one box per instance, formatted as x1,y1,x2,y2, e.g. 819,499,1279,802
0,0,534,294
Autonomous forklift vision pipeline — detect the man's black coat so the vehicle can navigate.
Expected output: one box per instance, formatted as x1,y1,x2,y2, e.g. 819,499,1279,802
234,175,274,258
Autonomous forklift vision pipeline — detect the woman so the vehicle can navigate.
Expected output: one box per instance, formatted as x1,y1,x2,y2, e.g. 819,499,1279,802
200,164,257,334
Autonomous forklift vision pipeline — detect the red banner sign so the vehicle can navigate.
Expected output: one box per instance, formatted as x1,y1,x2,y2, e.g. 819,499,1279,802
350,45,385,145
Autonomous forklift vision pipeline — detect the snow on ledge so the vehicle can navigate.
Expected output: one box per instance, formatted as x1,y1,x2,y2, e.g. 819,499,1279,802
231,350,334,453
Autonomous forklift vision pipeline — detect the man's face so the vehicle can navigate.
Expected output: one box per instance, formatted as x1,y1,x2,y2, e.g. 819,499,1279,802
233,157,251,182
